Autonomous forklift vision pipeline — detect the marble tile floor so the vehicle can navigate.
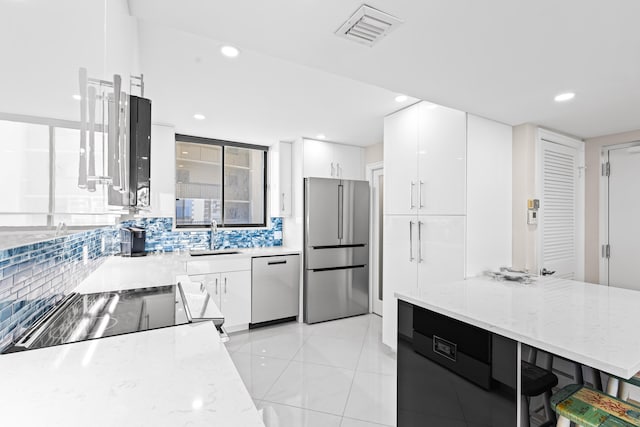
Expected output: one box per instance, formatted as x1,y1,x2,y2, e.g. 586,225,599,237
226,314,397,427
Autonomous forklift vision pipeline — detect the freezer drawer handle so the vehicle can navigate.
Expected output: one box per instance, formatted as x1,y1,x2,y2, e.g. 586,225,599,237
267,260,287,265
310,264,366,272
311,244,366,249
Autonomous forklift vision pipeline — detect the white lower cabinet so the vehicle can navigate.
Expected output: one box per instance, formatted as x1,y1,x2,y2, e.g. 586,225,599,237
382,214,465,349
189,270,251,331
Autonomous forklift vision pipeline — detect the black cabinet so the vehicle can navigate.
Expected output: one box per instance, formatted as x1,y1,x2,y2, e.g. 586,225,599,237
397,301,517,426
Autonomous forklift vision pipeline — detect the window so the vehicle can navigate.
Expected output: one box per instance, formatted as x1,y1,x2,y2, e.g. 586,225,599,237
175,135,267,228
0,115,119,228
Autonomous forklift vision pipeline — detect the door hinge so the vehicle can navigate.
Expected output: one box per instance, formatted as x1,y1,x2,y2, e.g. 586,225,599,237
602,244,610,259
602,161,610,177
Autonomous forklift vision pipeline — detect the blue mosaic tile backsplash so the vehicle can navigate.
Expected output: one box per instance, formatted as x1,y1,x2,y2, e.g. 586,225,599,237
119,217,283,253
0,217,283,352
0,228,113,351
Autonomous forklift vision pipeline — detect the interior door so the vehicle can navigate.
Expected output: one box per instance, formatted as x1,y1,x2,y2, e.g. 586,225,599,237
371,168,384,316
607,146,640,289
539,139,584,280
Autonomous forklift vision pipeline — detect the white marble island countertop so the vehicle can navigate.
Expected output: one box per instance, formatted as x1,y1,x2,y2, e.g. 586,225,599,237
396,276,640,379
0,322,264,427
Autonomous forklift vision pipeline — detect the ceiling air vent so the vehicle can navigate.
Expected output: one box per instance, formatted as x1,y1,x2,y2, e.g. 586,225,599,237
335,4,403,47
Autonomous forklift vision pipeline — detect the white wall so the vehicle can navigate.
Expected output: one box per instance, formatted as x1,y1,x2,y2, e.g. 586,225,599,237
365,143,383,164
466,115,512,276
512,123,538,272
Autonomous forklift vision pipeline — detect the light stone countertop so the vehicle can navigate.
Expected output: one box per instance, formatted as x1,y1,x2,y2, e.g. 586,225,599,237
0,322,264,427
396,276,640,379
74,246,301,293
0,246,298,426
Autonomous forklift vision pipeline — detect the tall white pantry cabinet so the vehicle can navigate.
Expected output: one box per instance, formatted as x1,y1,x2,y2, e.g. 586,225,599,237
382,102,512,349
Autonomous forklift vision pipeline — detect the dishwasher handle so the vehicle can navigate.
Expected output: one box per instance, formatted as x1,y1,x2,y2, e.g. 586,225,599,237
267,260,287,265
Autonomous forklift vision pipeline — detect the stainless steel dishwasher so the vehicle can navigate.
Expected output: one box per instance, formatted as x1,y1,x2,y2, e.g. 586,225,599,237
251,254,300,326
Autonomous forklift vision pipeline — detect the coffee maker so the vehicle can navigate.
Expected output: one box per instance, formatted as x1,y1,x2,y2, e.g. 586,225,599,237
120,227,147,257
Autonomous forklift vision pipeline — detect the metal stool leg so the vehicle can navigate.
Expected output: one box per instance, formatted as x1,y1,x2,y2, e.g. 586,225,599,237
590,368,603,391
606,377,620,396
556,415,571,427
574,363,584,385
521,395,530,427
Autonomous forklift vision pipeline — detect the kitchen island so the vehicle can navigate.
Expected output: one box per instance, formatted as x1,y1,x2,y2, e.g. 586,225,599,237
396,276,640,426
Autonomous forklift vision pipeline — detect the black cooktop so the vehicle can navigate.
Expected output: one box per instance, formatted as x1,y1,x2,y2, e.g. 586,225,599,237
10,285,189,351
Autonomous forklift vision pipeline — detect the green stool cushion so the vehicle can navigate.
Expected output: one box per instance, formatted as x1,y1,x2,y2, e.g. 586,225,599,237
551,384,640,426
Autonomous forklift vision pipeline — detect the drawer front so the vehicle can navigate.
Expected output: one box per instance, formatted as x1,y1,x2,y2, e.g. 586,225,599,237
413,306,491,364
186,258,251,275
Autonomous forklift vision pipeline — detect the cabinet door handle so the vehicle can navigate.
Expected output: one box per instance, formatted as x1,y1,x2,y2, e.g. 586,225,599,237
419,181,424,208
418,221,424,263
331,162,335,177
281,192,285,211
224,277,228,293
409,221,415,262
337,163,341,177
410,182,415,209
215,278,219,295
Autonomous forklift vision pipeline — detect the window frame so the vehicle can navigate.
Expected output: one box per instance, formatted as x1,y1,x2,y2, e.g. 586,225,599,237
174,134,268,229
0,112,116,228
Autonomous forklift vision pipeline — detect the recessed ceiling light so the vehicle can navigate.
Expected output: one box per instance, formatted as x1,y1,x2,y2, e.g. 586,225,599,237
182,151,188,155
193,114,206,120
178,164,184,168
316,134,326,140
395,95,408,102
72,94,81,101
220,45,240,58
554,92,575,102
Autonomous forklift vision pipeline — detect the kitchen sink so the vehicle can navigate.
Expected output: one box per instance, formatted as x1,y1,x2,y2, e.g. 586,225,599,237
189,249,242,257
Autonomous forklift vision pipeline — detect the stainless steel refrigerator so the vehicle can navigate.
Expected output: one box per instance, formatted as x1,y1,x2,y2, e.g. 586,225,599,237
304,177,370,324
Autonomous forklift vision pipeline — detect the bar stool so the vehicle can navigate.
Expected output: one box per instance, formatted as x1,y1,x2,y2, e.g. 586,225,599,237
551,383,640,426
606,372,640,400
521,360,559,427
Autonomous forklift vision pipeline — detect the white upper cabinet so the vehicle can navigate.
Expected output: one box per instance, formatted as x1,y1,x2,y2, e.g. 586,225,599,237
417,103,466,215
303,139,364,180
270,141,293,217
384,102,466,216
383,105,419,215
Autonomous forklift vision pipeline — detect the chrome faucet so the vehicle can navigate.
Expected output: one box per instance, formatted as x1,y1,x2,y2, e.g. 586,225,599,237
210,219,218,250
55,222,67,237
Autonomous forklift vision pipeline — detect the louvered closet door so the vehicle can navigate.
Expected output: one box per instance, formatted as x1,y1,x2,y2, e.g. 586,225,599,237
539,140,582,280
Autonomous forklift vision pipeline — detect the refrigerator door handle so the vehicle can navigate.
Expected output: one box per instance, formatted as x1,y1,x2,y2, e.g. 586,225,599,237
409,221,415,262
338,184,344,240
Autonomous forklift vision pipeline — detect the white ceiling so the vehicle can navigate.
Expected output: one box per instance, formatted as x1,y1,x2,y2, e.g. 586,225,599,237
136,22,417,146
130,0,640,141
